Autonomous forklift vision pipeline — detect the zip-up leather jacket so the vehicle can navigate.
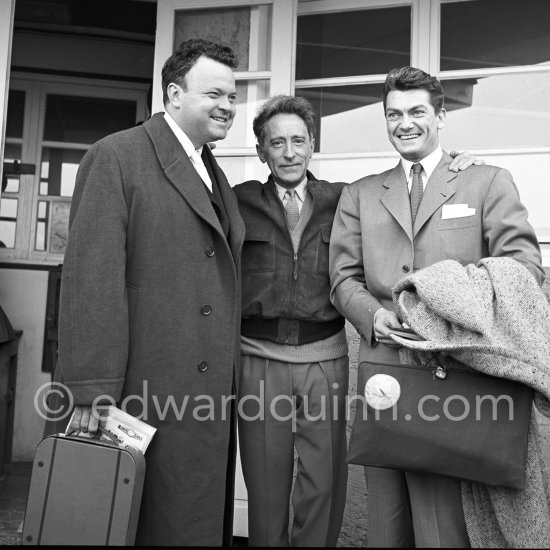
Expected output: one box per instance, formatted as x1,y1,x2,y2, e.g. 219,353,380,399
234,173,346,345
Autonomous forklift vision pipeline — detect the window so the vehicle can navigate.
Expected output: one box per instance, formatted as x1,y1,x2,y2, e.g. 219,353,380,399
295,2,412,154
435,0,550,243
437,0,550,150
1,91,25,250
440,0,550,71
172,5,272,149
0,77,147,262
153,1,297,186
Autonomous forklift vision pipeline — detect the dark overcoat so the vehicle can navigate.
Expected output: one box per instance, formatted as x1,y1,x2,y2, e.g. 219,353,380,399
52,113,245,545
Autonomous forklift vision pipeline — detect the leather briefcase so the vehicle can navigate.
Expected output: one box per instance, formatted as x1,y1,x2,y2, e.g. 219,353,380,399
22,432,145,545
347,359,533,489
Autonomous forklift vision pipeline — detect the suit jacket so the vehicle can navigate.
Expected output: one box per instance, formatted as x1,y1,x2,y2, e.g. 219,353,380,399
52,112,245,545
329,151,544,364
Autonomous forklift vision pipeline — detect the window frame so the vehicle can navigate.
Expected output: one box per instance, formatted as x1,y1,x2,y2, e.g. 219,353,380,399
292,0,419,159
153,0,297,159
1,73,148,265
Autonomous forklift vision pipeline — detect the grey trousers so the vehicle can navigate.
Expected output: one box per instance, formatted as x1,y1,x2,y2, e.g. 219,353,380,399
365,466,470,548
238,354,349,547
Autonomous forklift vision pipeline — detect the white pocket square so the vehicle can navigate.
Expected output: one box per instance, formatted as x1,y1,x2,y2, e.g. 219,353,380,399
442,204,476,219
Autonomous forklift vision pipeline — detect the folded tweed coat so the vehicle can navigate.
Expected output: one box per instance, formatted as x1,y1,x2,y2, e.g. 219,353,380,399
392,257,550,548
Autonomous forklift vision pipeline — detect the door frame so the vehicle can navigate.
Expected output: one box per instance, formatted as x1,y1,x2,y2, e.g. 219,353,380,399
0,0,16,188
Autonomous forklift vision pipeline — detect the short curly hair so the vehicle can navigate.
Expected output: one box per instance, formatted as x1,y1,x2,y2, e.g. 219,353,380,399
161,39,238,105
253,95,317,145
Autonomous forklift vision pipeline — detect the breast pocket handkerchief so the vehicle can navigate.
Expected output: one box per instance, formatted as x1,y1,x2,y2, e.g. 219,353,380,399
441,204,476,219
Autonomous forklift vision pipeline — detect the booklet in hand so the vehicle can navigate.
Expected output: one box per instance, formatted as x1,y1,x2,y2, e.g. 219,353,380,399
66,406,156,454
389,326,426,341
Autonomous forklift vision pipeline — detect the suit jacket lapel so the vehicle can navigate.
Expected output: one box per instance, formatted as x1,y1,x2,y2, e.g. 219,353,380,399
143,113,224,235
413,152,457,236
203,145,245,262
381,162,414,242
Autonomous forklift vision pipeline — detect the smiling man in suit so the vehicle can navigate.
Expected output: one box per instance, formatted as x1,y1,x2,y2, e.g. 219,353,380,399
329,66,545,547
51,39,245,546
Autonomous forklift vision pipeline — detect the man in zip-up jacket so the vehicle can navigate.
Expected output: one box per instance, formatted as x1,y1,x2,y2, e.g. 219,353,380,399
234,96,348,547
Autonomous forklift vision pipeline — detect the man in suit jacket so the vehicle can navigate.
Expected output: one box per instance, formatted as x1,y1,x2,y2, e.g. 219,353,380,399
329,66,545,547
50,39,245,545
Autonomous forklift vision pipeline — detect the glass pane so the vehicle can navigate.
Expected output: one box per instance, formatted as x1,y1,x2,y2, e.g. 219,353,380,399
51,201,70,255
297,84,392,154
0,221,16,249
6,90,25,139
44,95,137,144
0,197,17,249
0,198,18,219
174,5,271,72
2,144,22,193
441,0,550,71
35,201,49,252
217,80,270,149
0,197,19,248
40,148,86,197
296,6,411,80
440,73,550,149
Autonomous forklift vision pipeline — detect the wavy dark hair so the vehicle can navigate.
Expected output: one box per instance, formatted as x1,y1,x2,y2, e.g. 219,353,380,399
382,66,445,114
161,39,238,105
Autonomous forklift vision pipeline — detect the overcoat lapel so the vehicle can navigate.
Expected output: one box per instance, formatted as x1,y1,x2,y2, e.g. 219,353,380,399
413,152,457,236
203,145,245,262
380,162,413,242
143,113,225,236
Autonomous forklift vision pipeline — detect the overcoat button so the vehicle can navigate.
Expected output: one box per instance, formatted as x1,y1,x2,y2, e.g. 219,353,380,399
402,264,410,273
201,305,212,315
205,245,215,257
198,361,208,372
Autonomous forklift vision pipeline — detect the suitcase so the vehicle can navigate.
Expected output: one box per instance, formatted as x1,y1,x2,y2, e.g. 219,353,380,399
21,432,146,545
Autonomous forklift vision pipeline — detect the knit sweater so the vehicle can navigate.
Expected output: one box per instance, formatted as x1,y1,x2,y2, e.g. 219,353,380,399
392,257,550,548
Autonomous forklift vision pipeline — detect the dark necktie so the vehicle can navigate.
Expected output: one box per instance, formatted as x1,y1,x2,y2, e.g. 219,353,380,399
284,189,300,232
410,163,423,223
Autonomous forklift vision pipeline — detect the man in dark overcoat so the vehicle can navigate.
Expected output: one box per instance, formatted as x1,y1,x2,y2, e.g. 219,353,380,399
49,39,245,546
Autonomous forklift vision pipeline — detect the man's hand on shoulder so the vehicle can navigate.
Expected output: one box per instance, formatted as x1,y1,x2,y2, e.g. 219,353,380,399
449,150,485,172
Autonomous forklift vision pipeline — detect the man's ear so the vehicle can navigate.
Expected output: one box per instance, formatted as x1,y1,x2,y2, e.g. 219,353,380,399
256,143,266,163
167,82,183,108
437,108,446,130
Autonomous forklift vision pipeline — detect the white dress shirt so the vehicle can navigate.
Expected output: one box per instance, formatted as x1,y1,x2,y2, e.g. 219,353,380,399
401,145,443,193
163,112,213,192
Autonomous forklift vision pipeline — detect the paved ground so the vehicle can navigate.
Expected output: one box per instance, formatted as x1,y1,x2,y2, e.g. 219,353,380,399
0,463,31,545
